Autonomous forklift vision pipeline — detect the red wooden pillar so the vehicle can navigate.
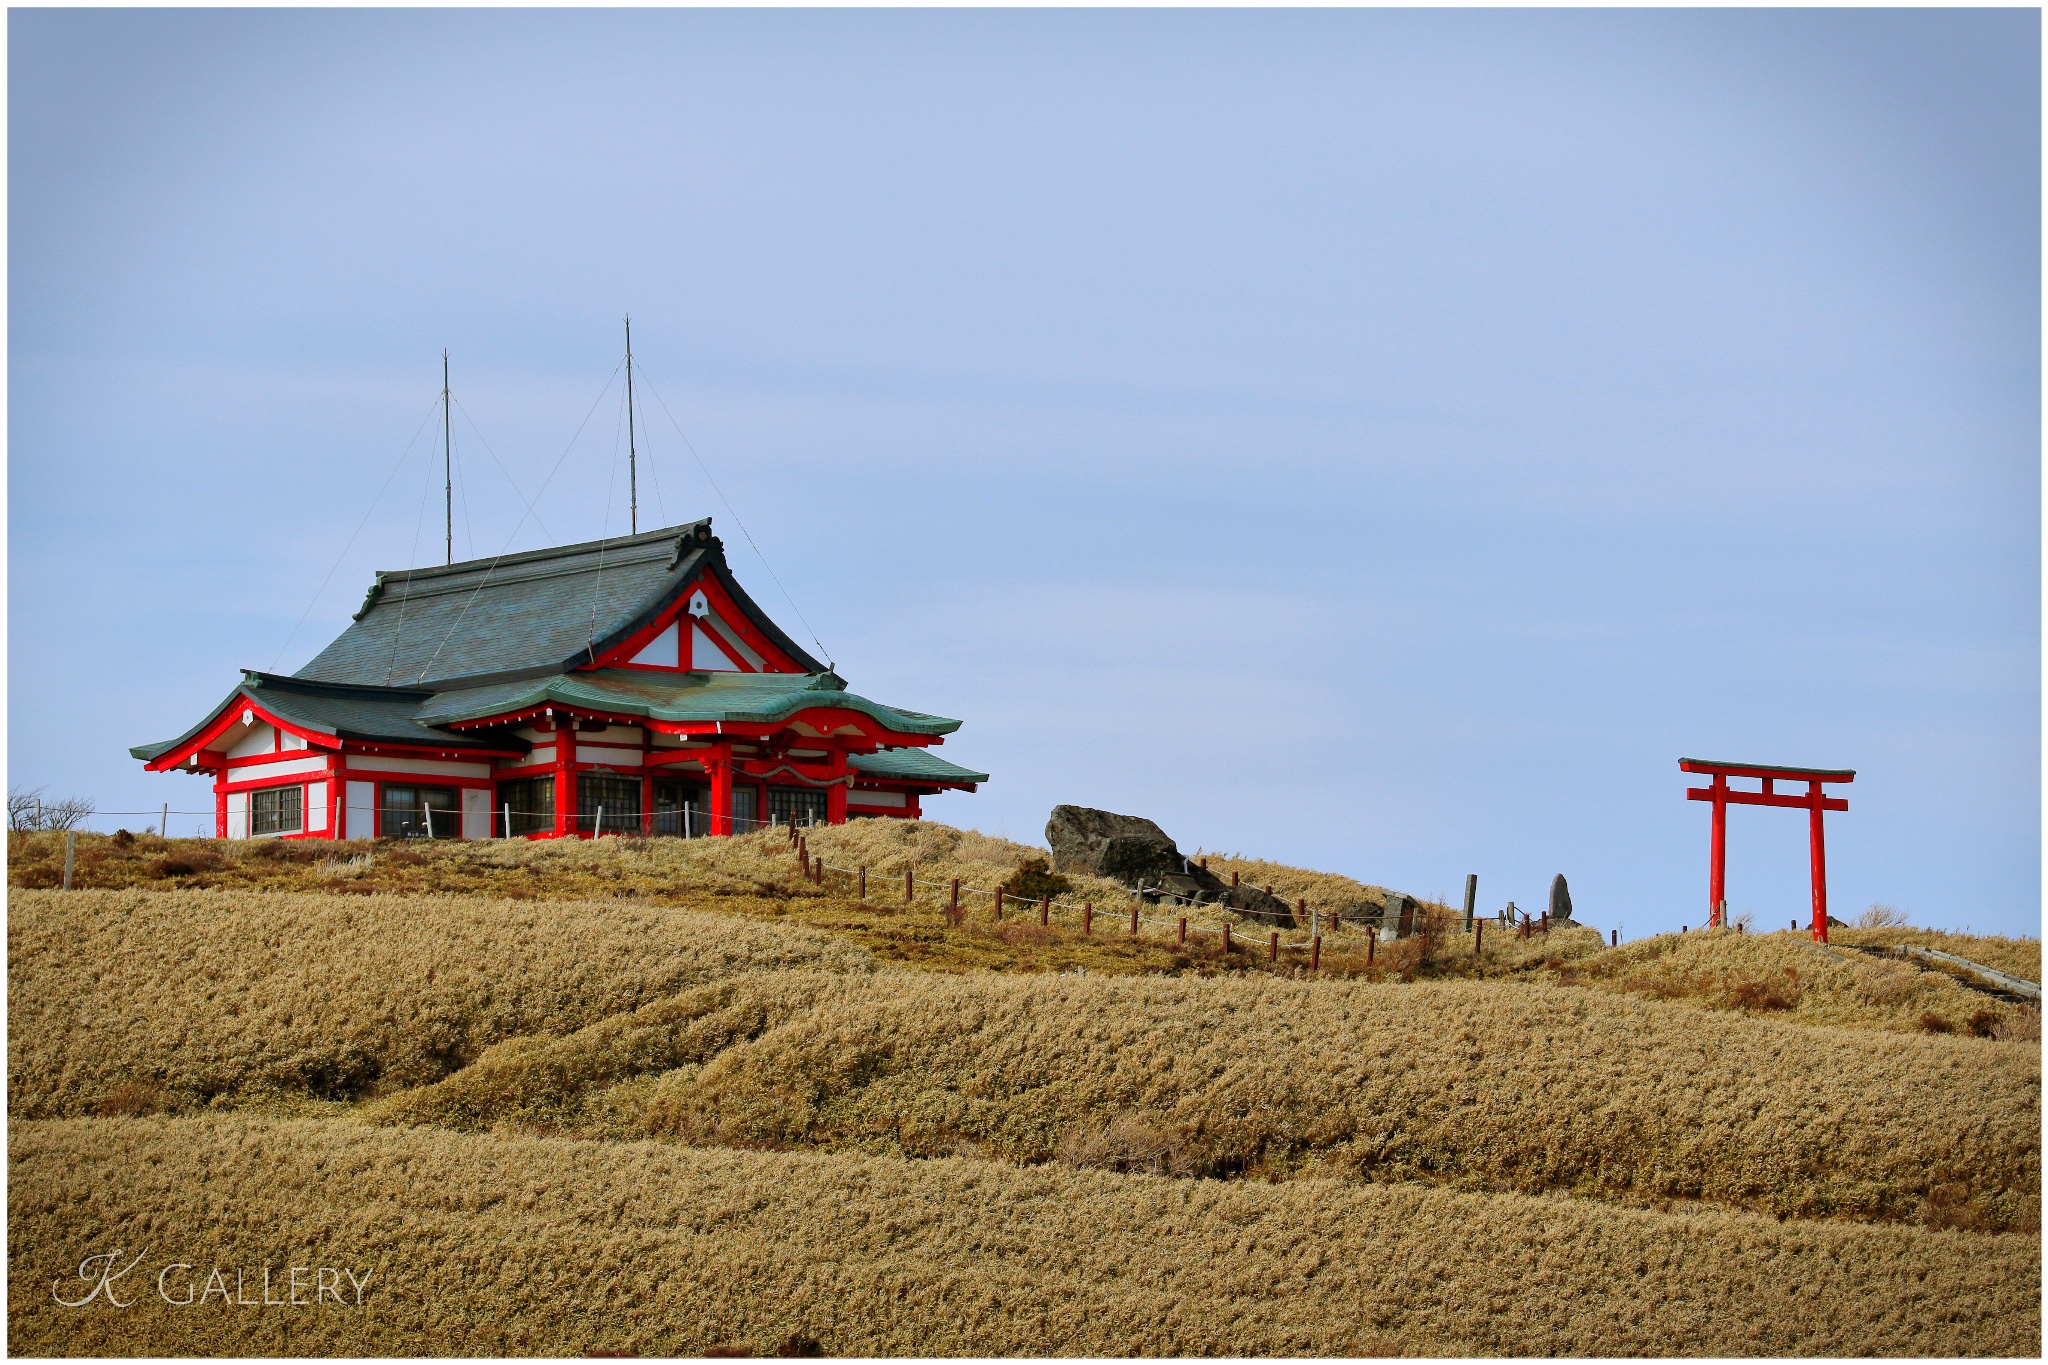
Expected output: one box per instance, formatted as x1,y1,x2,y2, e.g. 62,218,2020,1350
709,750,733,837
1708,773,1728,926
213,774,228,839
550,715,578,837
640,735,655,835
329,755,345,840
1808,780,1829,943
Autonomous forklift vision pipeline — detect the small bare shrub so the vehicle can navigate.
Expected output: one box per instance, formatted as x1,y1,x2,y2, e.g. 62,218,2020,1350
1058,1112,1186,1176
1000,856,1070,905
1724,970,1801,1012
148,848,227,878
1857,903,1912,929
94,1081,164,1117
1992,1005,2041,1042
1918,1011,1953,1034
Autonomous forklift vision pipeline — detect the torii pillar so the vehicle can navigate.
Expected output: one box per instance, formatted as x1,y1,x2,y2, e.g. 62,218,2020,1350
1680,759,1854,943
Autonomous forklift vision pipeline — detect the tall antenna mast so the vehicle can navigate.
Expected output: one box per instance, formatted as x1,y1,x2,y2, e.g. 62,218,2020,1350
442,350,453,565
624,315,638,535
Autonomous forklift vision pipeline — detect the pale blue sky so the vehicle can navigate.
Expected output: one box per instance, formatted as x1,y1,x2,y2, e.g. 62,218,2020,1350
10,9,2039,936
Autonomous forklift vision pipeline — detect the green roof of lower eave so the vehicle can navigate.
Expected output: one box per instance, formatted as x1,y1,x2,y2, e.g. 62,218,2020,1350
850,747,988,784
416,669,962,735
131,675,517,762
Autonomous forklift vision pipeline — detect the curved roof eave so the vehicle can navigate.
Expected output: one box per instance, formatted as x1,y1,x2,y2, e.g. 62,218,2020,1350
421,671,960,736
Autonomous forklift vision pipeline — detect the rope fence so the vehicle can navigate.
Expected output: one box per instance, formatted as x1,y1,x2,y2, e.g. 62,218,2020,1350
773,824,1571,964
16,802,1601,953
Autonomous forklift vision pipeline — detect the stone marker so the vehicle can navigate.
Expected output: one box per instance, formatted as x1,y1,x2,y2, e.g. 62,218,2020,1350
1549,874,1574,922
1462,874,1477,933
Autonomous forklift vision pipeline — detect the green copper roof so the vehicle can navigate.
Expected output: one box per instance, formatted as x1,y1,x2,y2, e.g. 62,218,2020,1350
130,674,519,763
850,747,988,785
417,669,962,736
293,520,826,688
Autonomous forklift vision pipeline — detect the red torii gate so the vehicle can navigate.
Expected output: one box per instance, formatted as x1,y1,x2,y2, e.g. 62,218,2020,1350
1680,758,1854,943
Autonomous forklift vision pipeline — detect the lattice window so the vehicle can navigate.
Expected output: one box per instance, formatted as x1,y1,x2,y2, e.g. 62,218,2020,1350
250,785,302,836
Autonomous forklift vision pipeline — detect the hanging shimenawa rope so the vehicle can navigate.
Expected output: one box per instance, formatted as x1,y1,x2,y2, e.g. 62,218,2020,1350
630,361,835,670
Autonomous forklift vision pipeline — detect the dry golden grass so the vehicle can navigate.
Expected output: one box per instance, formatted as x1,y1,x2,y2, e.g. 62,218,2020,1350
10,1115,2038,1358
374,966,2040,1229
1831,925,2041,985
1560,926,2038,1037
7,889,872,1118
11,823,1403,937
1192,849,1403,913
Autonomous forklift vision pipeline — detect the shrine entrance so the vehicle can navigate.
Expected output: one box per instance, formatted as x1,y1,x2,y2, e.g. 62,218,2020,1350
1680,758,1854,943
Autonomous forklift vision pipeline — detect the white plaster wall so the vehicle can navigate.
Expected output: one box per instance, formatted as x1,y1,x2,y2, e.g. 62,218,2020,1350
282,732,309,751
850,789,908,808
630,622,680,667
225,790,250,839
345,782,375,839
347,756,494,779
226,722,276,759
691,621,737,670
577,745,643,768
577,725,643,745
307,781,329,832
461,788,492,840
705,612,767,669
229,755,328,784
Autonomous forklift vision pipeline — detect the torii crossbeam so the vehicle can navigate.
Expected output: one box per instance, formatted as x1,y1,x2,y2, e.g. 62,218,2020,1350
1680,758,1854,943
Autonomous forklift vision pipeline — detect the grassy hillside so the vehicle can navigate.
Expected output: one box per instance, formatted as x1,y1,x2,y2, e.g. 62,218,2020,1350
371,966,2040,1229
10,1117,2037,1358
7,889,873,1118
9,824,2039,1356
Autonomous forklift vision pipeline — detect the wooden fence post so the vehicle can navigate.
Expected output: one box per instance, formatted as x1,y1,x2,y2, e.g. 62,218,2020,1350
1368,928,1376,964
1311,935,1321,971
1611,929,1618,947
994,888,1003,921
949,878,959,915
904,866,913,905
1178,916,1187,947
62,831,75,891
859,866,867,900
1269,931,1278,964
1083,903,1093,936
1296,897,1306,929
1541,910,1549,934
1231,871,1239,888
1474,919,1483,961
1222,924,1231,956
1129,903,1138,938
1040,894,1050,927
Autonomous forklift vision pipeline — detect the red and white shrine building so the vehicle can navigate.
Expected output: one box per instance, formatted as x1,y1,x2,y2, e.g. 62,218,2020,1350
133,521,986,839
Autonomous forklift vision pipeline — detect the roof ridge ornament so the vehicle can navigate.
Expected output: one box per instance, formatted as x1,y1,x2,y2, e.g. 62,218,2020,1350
807,670,847,692
666,521,715,570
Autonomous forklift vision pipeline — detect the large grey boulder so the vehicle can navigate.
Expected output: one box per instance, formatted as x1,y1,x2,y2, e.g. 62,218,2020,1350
1046,806,1184,885
1045,805,1297,928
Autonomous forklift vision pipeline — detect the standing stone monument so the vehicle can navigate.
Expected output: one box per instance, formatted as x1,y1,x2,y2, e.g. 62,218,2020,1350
1461,874,1477,933
1549,874,1574,922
